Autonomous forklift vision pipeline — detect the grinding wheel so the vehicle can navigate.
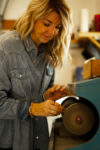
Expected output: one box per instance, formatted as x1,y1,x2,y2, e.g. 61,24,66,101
63,103,95,136
61,96,99,139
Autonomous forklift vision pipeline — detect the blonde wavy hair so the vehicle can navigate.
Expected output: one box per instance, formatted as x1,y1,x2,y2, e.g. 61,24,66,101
14,0,72,67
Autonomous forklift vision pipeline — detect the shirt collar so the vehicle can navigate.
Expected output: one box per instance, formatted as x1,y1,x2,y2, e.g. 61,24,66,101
23,34,44,55
23,34,37,52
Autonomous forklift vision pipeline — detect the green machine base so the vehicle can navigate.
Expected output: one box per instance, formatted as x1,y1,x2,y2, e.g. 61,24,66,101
66,78,100,150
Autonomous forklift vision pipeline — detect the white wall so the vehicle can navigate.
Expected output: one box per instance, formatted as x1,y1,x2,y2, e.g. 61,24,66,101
68,0,97,32
54,48,85,85
96,0,100,14
4,0,31,19
4,0,100,32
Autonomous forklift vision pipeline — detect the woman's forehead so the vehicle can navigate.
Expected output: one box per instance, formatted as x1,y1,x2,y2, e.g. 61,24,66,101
43,11,62,25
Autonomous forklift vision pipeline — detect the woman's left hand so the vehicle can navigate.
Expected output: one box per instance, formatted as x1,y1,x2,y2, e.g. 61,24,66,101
43,84,73,101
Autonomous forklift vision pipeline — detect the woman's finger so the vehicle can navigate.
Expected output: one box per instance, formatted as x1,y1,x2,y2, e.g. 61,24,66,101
48,101,64,116
60,85,66,91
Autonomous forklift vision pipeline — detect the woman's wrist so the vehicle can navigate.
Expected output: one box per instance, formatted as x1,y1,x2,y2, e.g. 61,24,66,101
29,103,35,116
29,103,32,116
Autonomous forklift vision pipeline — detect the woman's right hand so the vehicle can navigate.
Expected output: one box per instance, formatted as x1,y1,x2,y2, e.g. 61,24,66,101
43,85,73,101
29,100,64,117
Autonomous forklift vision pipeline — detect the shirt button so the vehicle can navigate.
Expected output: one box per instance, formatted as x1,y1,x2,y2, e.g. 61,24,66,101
36,136,39,140
19,74,22,78
35,117,39,121
34,100,38,102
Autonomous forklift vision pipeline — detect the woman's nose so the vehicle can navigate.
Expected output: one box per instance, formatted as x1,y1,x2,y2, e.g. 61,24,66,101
48,26,56,36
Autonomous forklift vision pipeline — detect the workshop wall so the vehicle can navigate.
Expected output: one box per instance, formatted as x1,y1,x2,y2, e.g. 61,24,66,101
96,0,100,14
3,0,100,32
3,0,30,19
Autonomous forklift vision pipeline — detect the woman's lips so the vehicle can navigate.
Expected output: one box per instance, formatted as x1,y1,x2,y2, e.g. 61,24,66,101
43,35,52,40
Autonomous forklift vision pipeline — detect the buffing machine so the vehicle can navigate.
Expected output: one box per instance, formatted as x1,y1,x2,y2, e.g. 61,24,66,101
49,78,100,150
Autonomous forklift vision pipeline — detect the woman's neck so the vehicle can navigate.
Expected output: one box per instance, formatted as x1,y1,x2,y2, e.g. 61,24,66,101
30,33,40,48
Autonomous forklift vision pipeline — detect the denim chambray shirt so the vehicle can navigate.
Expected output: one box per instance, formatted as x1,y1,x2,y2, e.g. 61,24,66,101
0,31,54,150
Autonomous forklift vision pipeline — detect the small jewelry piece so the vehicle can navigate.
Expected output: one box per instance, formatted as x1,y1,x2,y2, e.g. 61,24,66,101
50,109,54,114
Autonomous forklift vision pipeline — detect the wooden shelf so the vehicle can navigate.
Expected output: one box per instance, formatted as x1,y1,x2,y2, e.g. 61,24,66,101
78,32,100,37
77,32,100,49
2,20,16,30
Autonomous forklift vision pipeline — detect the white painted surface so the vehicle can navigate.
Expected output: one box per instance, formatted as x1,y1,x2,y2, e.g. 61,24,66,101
96,0,100,14
3,0,31,19
66,0,96,31
3,0,99,31
55,47,85,86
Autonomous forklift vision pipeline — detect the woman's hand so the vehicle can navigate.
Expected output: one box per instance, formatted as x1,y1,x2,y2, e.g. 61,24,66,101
43,85,73,101
29,100,64,117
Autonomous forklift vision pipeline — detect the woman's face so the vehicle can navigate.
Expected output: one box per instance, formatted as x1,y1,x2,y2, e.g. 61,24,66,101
31,11,62,47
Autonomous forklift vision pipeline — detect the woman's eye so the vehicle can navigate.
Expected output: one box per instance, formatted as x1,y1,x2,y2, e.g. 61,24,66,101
56,26,62,30
44,23,50,27
56,27,60,30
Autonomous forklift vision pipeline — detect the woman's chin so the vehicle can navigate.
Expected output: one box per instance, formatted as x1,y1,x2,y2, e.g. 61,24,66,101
41,39,51,44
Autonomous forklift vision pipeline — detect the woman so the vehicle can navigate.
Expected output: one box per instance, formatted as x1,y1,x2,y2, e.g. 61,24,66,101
0,0,72,150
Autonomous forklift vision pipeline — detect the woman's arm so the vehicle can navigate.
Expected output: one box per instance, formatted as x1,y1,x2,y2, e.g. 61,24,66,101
0,50,30,120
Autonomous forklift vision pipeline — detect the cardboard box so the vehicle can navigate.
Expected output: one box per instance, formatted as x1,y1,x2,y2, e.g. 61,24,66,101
83,58,100,79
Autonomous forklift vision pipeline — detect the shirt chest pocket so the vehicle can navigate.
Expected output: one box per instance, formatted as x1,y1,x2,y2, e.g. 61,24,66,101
10,68,32,99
